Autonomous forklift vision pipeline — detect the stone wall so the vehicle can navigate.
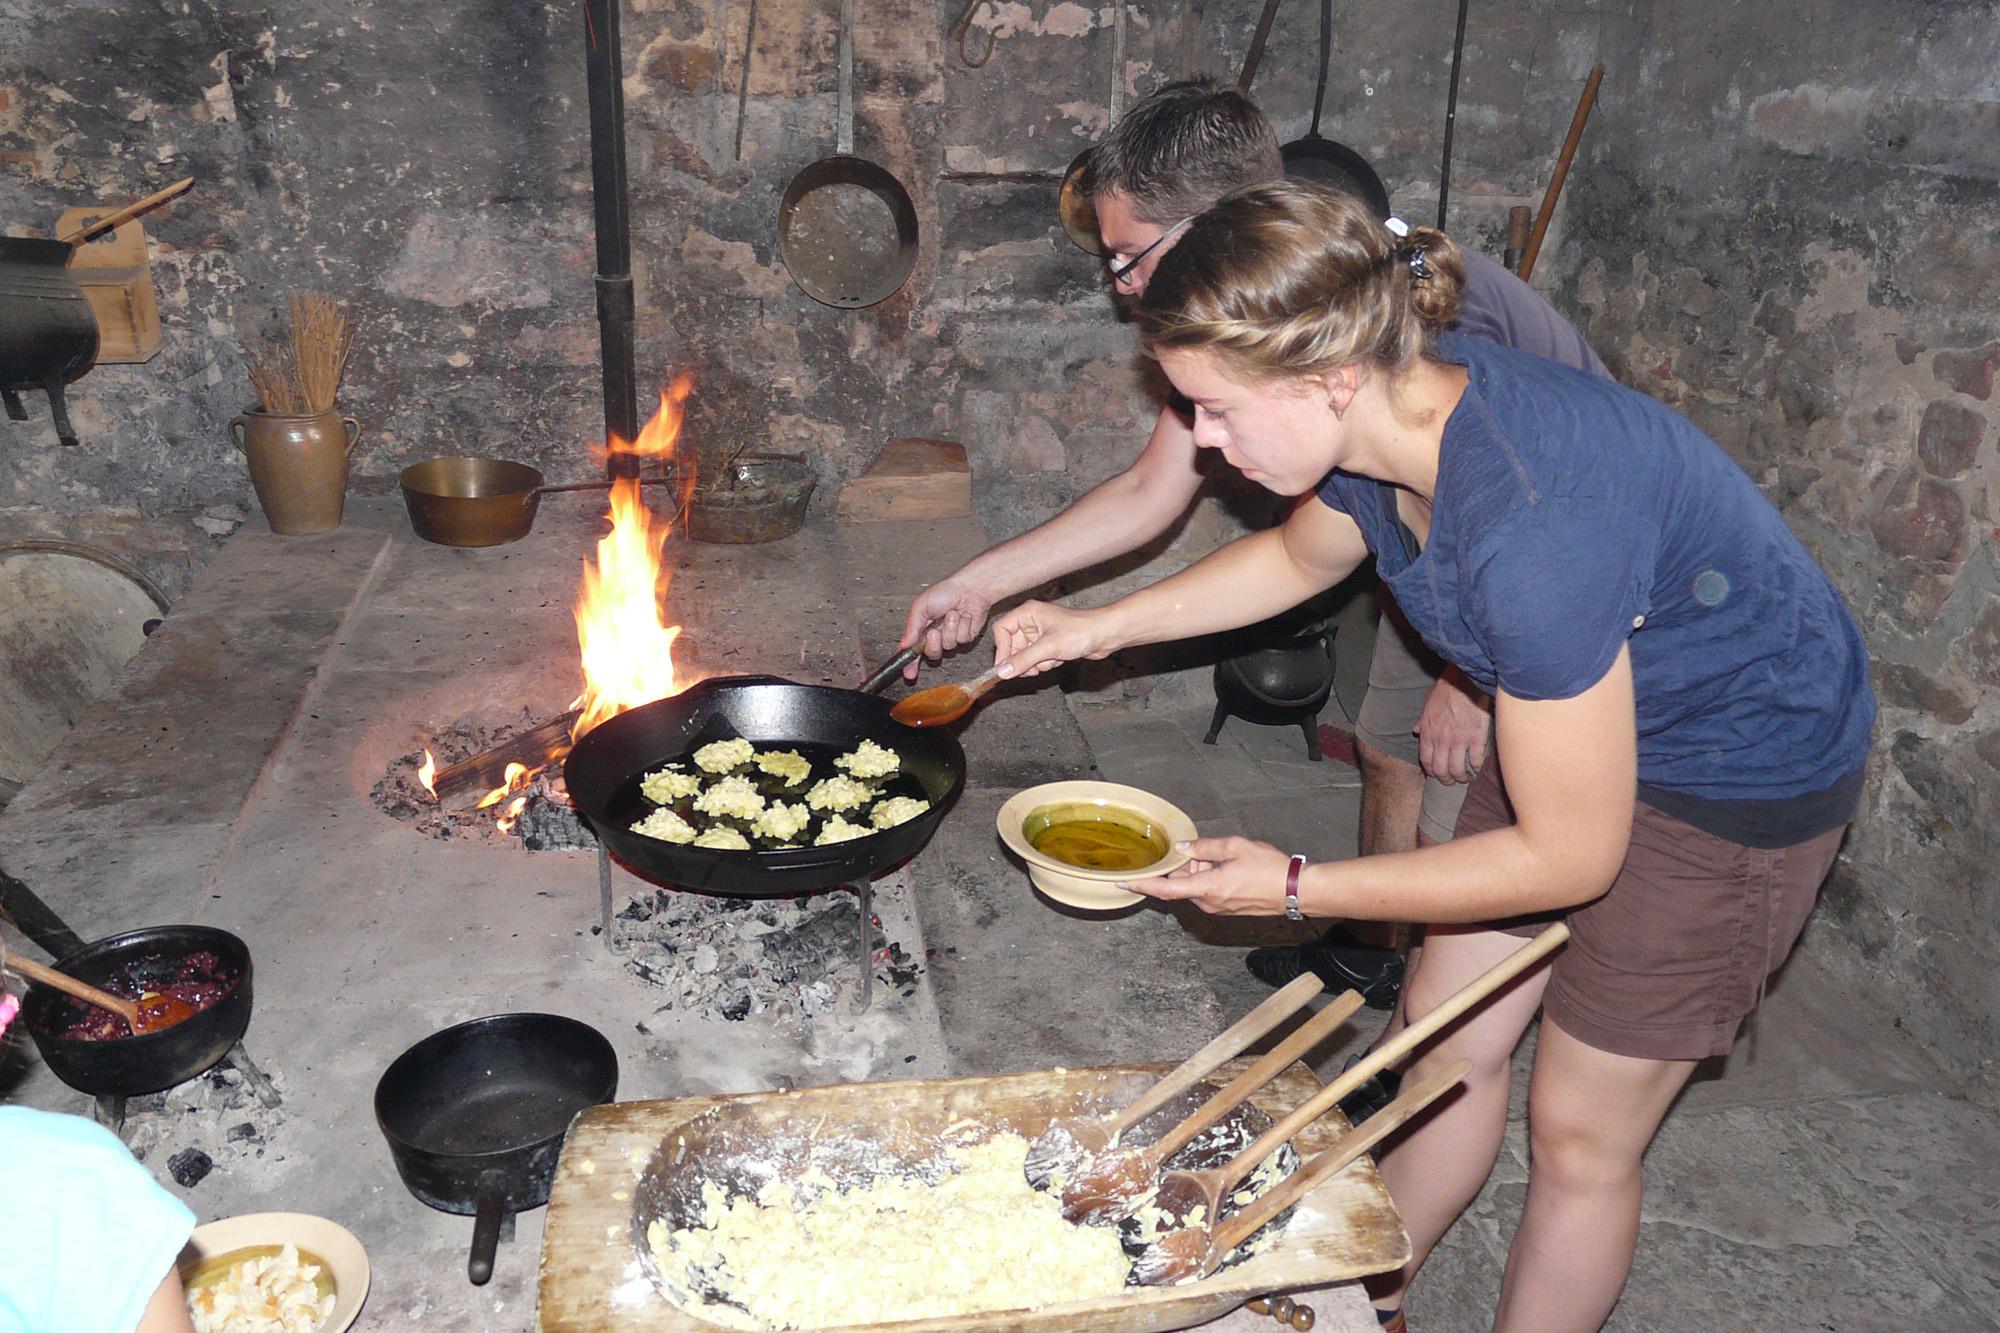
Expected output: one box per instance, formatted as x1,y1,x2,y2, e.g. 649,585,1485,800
1539,2,1998,1084
4,0,1993,1076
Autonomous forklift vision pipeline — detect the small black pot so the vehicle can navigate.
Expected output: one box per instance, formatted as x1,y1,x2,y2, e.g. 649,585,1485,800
22,925,252,1097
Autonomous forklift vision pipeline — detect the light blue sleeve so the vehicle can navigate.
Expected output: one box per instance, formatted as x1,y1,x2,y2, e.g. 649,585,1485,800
0,1106,197,1333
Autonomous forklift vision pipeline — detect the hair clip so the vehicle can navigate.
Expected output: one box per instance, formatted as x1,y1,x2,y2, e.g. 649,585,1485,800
1404,243,1433,282
1384,216,1410,238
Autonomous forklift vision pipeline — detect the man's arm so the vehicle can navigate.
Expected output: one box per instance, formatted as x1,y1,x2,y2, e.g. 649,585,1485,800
899,403,1204,668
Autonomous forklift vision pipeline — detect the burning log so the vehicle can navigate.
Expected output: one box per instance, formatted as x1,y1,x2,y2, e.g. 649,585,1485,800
428,709,581,810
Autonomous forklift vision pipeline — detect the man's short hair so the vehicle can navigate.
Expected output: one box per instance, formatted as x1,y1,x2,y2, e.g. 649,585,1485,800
1077,78,1284,224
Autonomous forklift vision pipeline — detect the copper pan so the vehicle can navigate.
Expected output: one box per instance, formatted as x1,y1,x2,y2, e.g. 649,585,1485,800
398,456,662,548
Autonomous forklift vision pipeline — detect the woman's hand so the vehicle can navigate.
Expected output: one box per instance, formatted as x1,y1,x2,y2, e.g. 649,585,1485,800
1125,836,1293,915
992,601,1119,679
900,574,995,678
1416,667,1492,785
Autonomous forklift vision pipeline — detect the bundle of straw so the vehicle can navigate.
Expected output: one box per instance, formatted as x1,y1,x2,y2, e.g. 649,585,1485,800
243,291,355,415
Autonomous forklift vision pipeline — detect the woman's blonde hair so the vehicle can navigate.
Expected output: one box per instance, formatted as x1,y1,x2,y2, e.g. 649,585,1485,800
1136,179,1465,382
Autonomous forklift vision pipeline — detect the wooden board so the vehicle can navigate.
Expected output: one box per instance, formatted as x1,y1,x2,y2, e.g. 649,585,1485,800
836,438,972,523
537,1058,1407,1332
55,209,163,364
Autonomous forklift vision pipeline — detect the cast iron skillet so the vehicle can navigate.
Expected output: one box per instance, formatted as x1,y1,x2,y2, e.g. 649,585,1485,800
375,1013,618,1285
1282,0,1392,217
23,925,252,1097
564,671,966,897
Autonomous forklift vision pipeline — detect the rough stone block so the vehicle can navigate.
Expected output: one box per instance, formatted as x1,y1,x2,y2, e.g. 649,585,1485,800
1916,400,1986,477
1932,343,1999,401
1869,467,1966,561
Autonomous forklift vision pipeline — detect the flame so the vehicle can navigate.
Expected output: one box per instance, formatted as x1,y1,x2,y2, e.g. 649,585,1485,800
417,748,438,799
476,761,531,811
495,794,530,835
573,373,698,738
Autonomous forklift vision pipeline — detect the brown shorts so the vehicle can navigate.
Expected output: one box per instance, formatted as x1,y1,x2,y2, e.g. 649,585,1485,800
1454,751,1846,1061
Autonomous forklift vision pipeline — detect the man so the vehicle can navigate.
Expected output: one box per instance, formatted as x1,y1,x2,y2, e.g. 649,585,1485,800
900,78,1607,1002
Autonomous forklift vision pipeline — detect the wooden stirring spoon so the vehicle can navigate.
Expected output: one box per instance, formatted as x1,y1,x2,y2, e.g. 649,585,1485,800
1025,972,1323,1192
1060,988,1365,1226
1138,923,1569,1235
1127,1057,1472,1287
890,664,1004,727
5,951,197,1035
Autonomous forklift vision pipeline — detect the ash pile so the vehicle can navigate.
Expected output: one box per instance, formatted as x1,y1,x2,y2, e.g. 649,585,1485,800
118,1061,294,1191
371,713,595,852
613,890,921,1022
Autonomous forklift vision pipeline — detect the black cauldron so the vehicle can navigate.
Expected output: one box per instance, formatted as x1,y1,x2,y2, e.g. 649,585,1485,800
1205,616,1339,760
0,236,98,447
22,925,252,1097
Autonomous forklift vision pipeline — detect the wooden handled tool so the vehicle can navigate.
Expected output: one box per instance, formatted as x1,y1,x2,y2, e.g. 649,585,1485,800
1025,972,1324,1190
3,945,196,1034
1143,923,1569,1231
57,177,194,246
890,663,1005,728
1518,66,1603,281
1128,1057,1473,1286
1060,989,1366,1224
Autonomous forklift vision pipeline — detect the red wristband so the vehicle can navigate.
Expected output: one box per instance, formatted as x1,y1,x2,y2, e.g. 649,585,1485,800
1285,853,1307,920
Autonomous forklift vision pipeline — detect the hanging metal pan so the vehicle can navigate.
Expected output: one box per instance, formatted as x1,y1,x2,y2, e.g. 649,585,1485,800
1055,0,1127,256
778,0,918,308
1282,0,1391,218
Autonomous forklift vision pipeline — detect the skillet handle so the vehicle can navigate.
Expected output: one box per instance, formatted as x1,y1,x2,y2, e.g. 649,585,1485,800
468,1191,505,1285
859,646,920,695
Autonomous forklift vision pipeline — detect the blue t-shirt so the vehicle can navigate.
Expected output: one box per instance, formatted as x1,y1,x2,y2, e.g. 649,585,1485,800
0,1106,196,1333
1317,333,1873,807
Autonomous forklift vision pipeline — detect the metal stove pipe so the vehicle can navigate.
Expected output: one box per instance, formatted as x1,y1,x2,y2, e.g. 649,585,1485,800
582,0,641,480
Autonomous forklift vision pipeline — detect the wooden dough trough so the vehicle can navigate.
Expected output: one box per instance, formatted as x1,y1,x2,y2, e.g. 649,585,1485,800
537,1058,1409,1332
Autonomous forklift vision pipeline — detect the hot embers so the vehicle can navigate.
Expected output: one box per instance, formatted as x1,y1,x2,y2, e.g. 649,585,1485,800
370,713,595,851
615,890,920,1023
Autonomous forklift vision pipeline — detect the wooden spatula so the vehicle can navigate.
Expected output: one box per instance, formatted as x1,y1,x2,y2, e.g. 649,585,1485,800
1127,1057,1473,1286
1059,988,1365,1225
1024,972,1324,1192
1137,923,1569,1236
5,950,196,1035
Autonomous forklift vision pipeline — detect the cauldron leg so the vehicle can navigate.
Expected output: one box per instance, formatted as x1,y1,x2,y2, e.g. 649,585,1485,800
223,1042,283,1109
1203,698,1230,746
853,879,873,1014
93,1094,127,1137
1,387,25,421
1300,714,1323,761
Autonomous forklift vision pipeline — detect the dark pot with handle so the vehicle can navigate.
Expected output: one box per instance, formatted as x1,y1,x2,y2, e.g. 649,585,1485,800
1282,0,1392,217
0,237,98,448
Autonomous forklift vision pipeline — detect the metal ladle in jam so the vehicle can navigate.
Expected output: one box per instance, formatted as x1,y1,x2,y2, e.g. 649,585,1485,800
1024,804,1170,872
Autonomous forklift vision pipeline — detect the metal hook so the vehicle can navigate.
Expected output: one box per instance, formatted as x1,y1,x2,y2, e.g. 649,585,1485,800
949,0,995,68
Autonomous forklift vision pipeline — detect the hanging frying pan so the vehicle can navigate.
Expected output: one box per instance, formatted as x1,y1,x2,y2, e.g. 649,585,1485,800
1056,0,1127,256
777,0,918,308
1282,0,1391,218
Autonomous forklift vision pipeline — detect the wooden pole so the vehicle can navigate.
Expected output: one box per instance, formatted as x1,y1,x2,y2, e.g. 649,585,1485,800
1518,64,1604,281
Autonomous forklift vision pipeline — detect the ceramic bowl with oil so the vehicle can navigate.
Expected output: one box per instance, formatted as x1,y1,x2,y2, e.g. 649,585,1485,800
995,780,1198,910
178,1212,370,1333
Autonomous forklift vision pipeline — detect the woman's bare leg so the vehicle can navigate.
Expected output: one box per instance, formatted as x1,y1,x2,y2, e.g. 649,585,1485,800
1492,1019,1695,1332
1369,926,1555,1315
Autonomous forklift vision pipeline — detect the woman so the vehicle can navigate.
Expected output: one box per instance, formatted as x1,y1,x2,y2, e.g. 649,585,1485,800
989,181,1873,1332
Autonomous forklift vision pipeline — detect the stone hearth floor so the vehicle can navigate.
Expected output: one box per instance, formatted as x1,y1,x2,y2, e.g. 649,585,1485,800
1,497,1991,1332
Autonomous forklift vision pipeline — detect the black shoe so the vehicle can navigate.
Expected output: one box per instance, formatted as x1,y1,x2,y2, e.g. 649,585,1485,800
1335,1055,1403,1123
1245,931,1405,1009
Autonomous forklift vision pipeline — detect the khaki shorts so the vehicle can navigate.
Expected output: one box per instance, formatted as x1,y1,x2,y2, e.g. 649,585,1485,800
1456,749,1846,1062
1355,590,1490,844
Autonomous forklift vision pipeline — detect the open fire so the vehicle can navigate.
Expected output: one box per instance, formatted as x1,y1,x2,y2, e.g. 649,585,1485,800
402,375,700,820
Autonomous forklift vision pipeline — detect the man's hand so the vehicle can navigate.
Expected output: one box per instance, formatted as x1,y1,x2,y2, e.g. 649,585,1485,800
899,575,995,679
990,600,1117,680
1415,667,1492,786
1125,836,1291,915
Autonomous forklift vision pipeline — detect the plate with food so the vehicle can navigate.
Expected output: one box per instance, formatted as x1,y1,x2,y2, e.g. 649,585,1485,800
996,780,1198,910
178,1212,368,1333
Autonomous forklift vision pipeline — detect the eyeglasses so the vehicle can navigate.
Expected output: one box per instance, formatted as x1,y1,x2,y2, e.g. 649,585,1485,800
1105,216,1194,287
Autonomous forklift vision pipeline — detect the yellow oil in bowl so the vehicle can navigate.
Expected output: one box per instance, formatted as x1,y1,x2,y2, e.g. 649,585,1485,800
1024,803,1170,872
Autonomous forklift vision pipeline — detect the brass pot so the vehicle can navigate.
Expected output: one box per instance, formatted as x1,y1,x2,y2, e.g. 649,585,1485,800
398,457,550,547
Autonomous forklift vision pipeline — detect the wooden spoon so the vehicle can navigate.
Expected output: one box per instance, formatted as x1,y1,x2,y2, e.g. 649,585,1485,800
889,664,1003,727
56,177,195,245
1139,923,1569,1234
1024,972,1323,1192
5,952,197,1035
1060,988,1365,1225
1126,1057,1472,1286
